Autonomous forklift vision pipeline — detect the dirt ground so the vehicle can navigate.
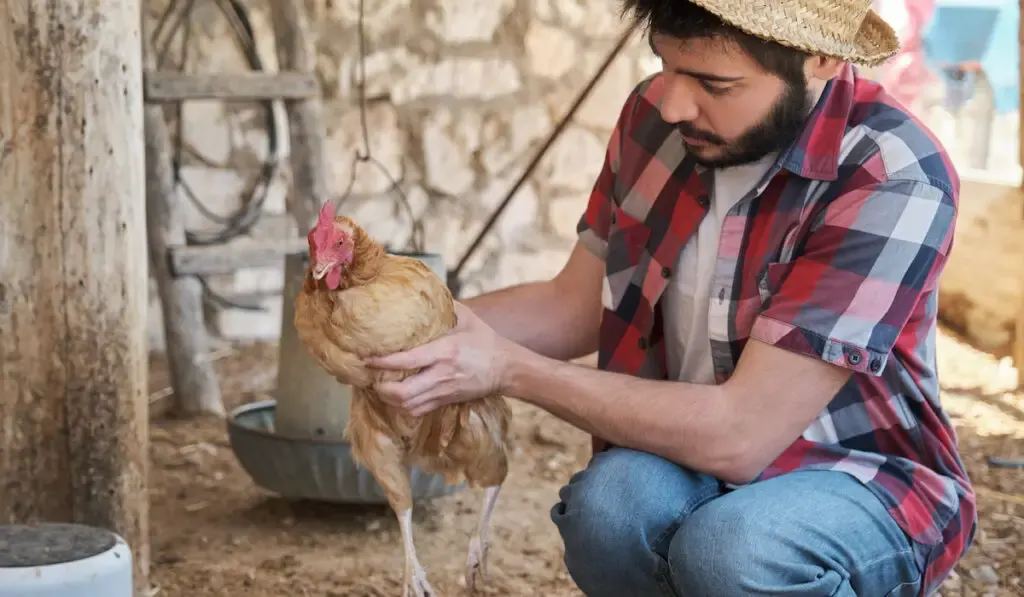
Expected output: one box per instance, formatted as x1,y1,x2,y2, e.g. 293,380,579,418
146,326,1024,597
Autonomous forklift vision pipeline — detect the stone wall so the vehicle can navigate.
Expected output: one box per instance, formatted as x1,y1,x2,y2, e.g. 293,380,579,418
144,0,1020,355
144,0,658,350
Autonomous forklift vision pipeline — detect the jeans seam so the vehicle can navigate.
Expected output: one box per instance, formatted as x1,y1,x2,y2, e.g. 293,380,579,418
652,481,722,597
823,549,921,597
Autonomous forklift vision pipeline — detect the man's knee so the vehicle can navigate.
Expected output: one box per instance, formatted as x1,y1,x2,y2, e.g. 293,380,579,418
550,448,719,595
668,497,817,595
667,471,922,597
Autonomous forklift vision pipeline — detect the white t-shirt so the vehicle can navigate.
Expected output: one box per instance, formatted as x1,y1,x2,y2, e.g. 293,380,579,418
663,152,778,383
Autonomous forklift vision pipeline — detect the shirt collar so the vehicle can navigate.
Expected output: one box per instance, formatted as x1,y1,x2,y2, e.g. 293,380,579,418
778,63,859,182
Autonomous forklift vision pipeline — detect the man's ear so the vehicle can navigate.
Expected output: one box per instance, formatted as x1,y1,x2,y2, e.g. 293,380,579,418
804,56,845,83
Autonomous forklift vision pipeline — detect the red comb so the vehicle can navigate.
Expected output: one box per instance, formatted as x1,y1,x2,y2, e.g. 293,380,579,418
318,201,336,225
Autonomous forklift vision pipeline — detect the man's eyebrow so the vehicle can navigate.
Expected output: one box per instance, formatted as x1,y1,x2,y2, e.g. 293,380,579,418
673,68,743,83
648,34,744,83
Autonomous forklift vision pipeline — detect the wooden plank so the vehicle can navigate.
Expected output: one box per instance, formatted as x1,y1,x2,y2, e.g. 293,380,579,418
1018,0,1024,387
168,238,308,276
0,1,150,593
143,30,224,416
144,71,320,102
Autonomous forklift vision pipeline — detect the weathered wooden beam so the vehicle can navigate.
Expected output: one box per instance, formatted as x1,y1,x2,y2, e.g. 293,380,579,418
1018,0,1024,388
143,31,224,416
269,0,330,231
0,1,149,593
168,238,308,276
143,71,320,102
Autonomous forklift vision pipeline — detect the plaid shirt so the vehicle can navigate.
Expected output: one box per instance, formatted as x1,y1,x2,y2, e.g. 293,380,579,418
578,64,976,595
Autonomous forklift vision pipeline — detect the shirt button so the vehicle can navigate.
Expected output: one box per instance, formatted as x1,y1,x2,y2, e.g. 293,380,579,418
848,351,862,366
661,266,671,278
869,357,882,373
638,337,648,349
718,288,726,301
610,212,617,225
697,196,709,208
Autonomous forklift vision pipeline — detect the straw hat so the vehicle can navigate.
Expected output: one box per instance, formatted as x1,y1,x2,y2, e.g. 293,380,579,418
689,0,900,66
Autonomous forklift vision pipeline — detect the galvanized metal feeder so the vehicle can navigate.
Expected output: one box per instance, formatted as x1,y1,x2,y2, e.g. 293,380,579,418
227,252,465,504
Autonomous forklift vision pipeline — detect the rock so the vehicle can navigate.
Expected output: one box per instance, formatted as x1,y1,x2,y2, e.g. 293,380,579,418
337,47,424,99
636,53,662,78
390,57,521,104
549,194,588,239
345,184,430,250
532,0,624,38
524,21,578,79
477,177,540,246
326,0,410,34
425,0,516,43
421,108,482,196
420,200,479,267
537,125,608,192
940,570,962,592
479,103,553,176
324,101,406,197
576,52,638,130
971,565,1001,585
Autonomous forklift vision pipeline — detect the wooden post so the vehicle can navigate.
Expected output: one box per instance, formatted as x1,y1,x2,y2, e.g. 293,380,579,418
1017,0,1024,388
0,1,150,592
142,26,224,417
268,0,329,230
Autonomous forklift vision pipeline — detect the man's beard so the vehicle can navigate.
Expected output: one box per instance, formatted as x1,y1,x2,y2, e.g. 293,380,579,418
677,77,814,169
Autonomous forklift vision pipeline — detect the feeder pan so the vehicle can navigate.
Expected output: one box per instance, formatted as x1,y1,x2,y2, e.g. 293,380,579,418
227,399,464,503
0,523,133,597
226,251,465,504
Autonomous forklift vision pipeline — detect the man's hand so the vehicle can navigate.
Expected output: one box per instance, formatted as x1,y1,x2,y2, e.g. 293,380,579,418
364,302,517,416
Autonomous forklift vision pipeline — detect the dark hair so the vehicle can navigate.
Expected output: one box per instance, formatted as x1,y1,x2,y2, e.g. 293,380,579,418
622,0,808,84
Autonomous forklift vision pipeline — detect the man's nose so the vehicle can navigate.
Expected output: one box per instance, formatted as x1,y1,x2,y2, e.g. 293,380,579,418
659,85,700,124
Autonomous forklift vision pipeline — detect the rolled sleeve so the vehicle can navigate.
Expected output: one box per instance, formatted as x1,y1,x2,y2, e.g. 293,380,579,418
750,178,957,375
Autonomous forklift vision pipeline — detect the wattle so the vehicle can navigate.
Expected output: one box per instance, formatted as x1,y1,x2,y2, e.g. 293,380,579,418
325,266,342,290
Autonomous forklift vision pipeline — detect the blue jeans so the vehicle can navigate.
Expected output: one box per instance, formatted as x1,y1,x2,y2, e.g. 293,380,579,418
550,447,924,597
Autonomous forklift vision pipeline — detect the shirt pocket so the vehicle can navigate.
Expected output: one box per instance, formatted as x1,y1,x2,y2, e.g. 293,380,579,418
756,261,796,305
603,205,651,312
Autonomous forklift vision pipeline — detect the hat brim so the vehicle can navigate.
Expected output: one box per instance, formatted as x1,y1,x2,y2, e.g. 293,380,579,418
685,2,901,66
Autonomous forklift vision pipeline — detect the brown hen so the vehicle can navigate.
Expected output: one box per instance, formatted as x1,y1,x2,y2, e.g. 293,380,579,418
293,201,512,597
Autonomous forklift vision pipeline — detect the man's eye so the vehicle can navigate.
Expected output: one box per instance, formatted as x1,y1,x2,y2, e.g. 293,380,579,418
700,81,733,96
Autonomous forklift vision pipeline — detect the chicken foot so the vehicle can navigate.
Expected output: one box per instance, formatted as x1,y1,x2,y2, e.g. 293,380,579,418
397,508,435,597
466,485,502,591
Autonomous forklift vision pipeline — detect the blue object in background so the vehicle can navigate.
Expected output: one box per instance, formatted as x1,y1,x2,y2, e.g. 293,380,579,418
921,0,1019,113
980,0,1019,112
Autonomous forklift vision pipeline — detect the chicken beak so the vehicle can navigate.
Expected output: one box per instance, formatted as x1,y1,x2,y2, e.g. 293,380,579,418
312,262,333,280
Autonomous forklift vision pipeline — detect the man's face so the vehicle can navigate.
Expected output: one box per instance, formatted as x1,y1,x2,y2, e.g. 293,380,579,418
650,33,817,169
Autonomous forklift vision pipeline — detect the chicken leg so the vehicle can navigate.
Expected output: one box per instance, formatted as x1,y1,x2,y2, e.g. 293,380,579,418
348,410,435,597
466,484,502,591
397,507,434,597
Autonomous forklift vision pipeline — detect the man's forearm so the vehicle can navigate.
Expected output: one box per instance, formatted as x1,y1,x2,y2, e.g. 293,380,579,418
462,281,598,361
502,343,747,482
500,336,850,485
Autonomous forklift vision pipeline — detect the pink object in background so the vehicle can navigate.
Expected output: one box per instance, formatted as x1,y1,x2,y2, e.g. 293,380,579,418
872,0,937,108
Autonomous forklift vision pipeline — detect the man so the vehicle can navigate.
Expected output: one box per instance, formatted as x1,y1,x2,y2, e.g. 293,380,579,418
367,0,977,594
